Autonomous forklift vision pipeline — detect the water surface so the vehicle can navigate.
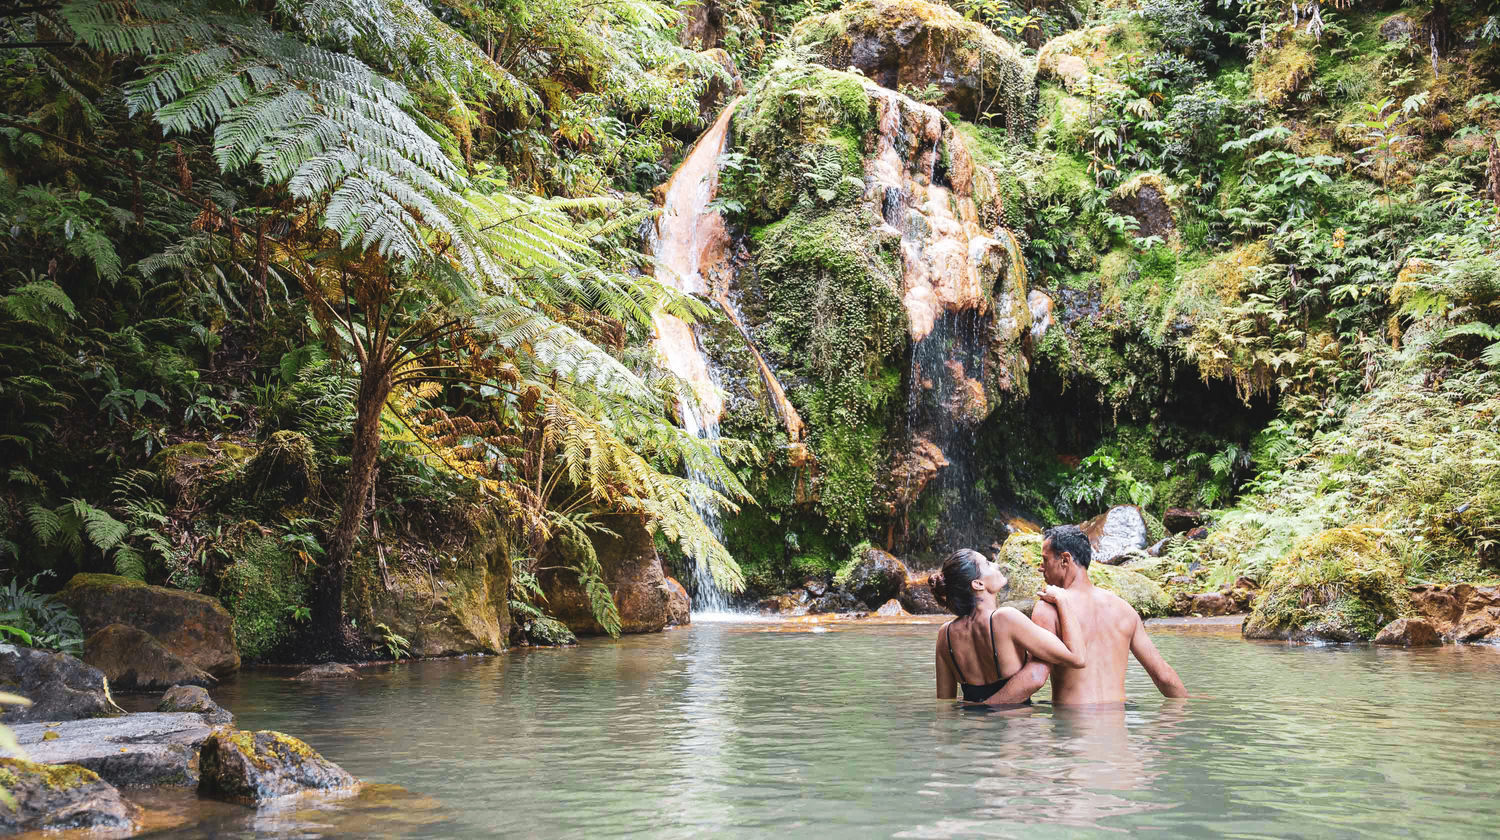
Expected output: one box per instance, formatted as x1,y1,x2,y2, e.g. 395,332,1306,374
140,619,1500,838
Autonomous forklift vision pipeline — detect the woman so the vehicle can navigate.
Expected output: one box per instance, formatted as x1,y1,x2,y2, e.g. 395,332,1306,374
932,548,1085,705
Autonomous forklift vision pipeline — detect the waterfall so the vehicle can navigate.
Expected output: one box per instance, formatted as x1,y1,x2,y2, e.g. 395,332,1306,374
651,102,739,613
860,81,1028,560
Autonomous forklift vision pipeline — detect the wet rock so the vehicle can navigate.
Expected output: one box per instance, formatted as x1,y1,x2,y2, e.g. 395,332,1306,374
1027,290,1053,342
1166,575,1196,586
1108,174,1174,240
1185,527,1209,541
0,645,124,723
1173,592,1239,617
1146,538,1170,557
807,592,862,614
157,685,232,725
83,624,215,691
788,0,1036,133
1379,13,1417,43
886,437,949,512
1089,565,1171,618
664,577,691,627
791,589,811,604
1163,508,1207,534
294,663,358,681
1407,583,1500,643
994,534,1046,601
803,579,829,598
678,0,726,49
9,712,212,788
875,599,908,617
59,573,240,677
898,576,944,615
755,595,799,614
199,728,356,804
0,758,138,832
845,549,910,607
540,514,673,635
1078,505,1150,565
1374,618,1441,647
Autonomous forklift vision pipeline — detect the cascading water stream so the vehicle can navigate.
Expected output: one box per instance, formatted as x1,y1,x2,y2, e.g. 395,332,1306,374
650,101,739,613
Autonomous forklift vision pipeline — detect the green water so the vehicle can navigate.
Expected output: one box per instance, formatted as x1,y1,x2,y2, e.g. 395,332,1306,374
140,620,1500,838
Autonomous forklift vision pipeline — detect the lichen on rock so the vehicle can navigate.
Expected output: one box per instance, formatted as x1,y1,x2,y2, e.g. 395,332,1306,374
1243,527,1409,642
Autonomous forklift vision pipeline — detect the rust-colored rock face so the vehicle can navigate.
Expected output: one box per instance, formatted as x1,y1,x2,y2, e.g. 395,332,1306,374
898,575,945,615
540,515,672,635
83,624,215,691
1374,617,1441,647
1408,584,1500,642
60,574,240,677
664,577,692,627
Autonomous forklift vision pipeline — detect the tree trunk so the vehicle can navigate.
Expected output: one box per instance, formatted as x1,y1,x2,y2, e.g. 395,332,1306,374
313,361,393,655
1488,137,1500,209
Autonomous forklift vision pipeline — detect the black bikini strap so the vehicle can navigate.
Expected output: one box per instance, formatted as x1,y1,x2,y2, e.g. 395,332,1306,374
988,609,1002,679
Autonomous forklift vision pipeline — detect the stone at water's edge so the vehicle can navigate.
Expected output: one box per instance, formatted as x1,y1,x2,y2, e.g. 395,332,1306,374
0,645,124,723
1408,583,1500,642
1078,505,1150,565
540,514,671,635
664,577,691,627
59,573,240,677
807,591,862,615
199,728,356,804
1089,565,1172,619
0,758,138,833
1374,618,1441,647
84,623,216,691
7,712,212,788
897,576,945,615
294,663,359,680
846,549,910,608
158,684,232,724
875,599,908,617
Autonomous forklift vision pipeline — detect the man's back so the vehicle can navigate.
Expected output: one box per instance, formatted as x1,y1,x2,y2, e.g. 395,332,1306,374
1032,588,1186,704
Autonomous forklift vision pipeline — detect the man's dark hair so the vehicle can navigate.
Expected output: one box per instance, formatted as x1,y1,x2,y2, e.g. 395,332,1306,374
1043,525,1092,569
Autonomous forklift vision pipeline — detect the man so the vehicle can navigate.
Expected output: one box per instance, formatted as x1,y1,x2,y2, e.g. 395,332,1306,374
988,524,1186,705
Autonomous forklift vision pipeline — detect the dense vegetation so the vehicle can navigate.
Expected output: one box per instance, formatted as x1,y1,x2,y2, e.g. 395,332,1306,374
1,0,1497,652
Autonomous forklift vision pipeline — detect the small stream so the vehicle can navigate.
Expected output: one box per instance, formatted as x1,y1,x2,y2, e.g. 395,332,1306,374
133,620,1500,838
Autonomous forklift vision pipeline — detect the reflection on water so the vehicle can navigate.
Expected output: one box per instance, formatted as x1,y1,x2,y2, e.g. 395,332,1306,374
136,624,1500,839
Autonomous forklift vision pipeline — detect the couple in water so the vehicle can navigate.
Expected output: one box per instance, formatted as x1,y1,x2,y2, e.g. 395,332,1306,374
933,524,1187,706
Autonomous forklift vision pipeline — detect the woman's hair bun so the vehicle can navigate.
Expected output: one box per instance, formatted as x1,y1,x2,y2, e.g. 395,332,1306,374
928,571,949,608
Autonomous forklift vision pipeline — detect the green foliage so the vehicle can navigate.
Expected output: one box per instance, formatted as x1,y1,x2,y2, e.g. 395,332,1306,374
0,574,85,657
214,531,311,661
373,622,411,660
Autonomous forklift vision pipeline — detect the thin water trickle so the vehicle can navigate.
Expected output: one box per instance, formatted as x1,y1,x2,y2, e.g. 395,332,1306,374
650,101,740,612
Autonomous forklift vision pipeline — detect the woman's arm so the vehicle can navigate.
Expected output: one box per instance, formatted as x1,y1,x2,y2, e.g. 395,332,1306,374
999,591,1086,669
935,623,957,699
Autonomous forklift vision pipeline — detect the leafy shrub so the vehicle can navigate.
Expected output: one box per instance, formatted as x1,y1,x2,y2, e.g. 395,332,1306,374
0,575,84,656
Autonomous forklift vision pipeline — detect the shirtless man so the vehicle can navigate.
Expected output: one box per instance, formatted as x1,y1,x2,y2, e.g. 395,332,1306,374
988,524,1186,705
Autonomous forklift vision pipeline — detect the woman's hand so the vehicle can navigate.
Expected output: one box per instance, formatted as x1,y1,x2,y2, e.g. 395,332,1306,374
1037,585,1069,606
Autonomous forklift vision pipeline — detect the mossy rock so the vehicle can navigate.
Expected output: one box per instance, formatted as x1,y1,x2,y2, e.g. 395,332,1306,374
59,574,240,677
995,533,1046,600
243,430,318,502
1243,526,1409,642
1090,564,1172,619
787,0,1036,137
994,533,1170,616
199,728,356,803
0,758,137,833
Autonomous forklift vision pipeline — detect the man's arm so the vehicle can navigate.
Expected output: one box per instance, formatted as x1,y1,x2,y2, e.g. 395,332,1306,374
987,601,1055,705
1130,617,1187,698
936,625,957,700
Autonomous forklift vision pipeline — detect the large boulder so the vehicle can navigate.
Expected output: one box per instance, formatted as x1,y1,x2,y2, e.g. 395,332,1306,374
59,574,239,677
788,0,1036,136
1078,505,1150,565
1407,583,1500,642
844,548,910,607
539,515,671,635
994,534,1046,601
664,577,691,627
1243,527,1408,642
0,645,124,723
1374,617,1441,647
897,575,944,615
8,712,212,788
346,514,511,657
199,728,356,804
1089,565,1172,619
157,685,232,725
0,759,137,832
82,624,214,691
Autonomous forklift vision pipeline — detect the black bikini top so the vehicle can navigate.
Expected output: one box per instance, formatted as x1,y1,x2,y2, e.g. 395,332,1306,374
945,609,1019,704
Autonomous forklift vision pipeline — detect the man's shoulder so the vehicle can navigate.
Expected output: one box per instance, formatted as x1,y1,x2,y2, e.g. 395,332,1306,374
1091,587,1142,623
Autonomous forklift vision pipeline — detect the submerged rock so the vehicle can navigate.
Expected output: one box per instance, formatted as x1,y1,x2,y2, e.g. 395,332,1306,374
59,573,240,677
84,623,215,691
1374,617,1441,647
0,758,137,832
846,548,910,607
8,712,213,788
0,645,124,723
294,663,359,681
788,0,1036,135
157,684,232,724
664,577,691,627
1078,505,1150,565
199,728,356,804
